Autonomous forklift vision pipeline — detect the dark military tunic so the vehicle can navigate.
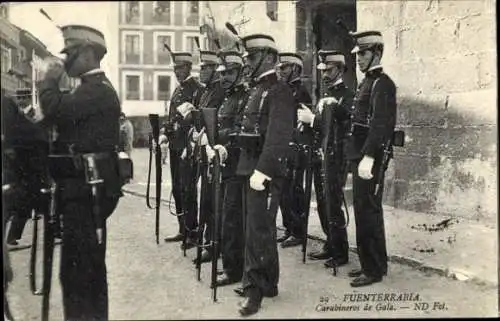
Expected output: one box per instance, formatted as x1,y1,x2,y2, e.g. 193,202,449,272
311,80,355,262
164,76,203,235
216,84,250,280
237,71,295,294
346,66,397,278
38,70,122,321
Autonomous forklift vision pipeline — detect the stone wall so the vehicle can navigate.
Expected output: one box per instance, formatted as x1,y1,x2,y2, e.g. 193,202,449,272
357,0,497,222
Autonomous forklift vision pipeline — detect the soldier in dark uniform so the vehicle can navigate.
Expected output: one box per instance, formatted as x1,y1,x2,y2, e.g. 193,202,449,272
275,52,312,248
191,50,226,263
345,31,396,287
234,34,295,316
37,25,123,320
2,88,50,247
163,52,203,248
202,50,250,286
298,50,354,269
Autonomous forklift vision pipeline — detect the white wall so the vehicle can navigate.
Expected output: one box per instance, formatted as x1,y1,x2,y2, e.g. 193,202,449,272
207,1,297,52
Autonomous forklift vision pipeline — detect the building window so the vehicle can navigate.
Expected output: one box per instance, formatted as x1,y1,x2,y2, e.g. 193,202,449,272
153,1,171,24
0,4,8,19
1,44,11,74
154,33,173,65
186,1,199,26
157,75,171,101
125,75,141,100
123,32,142,64
123,1,140,24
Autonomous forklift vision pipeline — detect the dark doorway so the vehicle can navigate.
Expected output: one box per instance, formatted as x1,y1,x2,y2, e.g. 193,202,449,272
296,0,357,104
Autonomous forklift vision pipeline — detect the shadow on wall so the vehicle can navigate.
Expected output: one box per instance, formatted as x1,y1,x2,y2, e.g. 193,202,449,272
385,95,497,223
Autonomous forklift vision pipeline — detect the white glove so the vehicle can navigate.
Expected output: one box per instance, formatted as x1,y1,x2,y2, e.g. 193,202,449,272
22,104,45,123
177,102,195,118
297,104,315,125
205,145,215,162
317,97,338,114
180,148,187,160
213,145,228,163
358,155,375,180
249,170,271,191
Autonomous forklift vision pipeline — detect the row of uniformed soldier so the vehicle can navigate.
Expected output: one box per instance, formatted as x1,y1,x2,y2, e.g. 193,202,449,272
161,28,397,316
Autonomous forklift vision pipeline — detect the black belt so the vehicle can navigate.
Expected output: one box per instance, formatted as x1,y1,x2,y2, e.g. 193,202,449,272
48,152,115,180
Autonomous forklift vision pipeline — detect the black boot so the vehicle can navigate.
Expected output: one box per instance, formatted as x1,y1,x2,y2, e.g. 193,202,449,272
238,287,263,316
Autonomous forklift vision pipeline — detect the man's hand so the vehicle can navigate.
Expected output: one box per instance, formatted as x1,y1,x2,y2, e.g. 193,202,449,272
249,170,271,191
317,96,338,114
358,155,375,180
43,58,65,81
297,104,315,125
177,102,195,118
213,145,228,163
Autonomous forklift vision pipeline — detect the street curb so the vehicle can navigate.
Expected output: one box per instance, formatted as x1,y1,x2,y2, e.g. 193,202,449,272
122,188,496,289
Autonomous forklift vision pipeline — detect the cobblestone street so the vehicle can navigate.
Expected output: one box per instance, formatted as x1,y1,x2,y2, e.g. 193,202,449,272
5,149,497,320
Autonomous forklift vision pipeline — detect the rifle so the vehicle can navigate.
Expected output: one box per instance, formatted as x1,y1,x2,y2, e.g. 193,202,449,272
40,129,58,321
301,143,314,263
210,148,222,302
195,126,208,280
199,108,221,301
146,114,162,244
320,97,349,277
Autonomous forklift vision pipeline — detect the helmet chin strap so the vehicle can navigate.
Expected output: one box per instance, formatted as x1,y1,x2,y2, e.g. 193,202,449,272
248,48,270,81
361,48,377,73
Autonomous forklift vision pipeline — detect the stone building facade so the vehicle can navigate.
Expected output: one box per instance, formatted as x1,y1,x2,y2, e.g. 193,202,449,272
209,0,497,222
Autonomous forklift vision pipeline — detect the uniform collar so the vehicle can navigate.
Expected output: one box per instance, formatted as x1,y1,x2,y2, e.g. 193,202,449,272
289,77,301,85
366,65,383,78
333,78,344,87
80,68,104,79
181,75,194,85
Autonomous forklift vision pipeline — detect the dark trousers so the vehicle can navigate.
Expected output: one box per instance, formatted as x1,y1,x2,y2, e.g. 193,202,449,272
169,148,198,236
5,143,49,243
59,192,119,321
169,148,184,233
352,158,388,278
279,166,306,238
324,157,349,261
241,177,283,294
221,176,245,279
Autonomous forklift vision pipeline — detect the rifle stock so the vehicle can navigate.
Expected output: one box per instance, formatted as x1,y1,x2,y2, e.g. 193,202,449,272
210,149,222,302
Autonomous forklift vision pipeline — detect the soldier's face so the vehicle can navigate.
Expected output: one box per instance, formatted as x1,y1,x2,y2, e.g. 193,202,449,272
199,64,216,84
277,64,293,81
221,66,241,89
174,64,191,82
245,50,269,75
322,64,342,85
356,49,374,71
